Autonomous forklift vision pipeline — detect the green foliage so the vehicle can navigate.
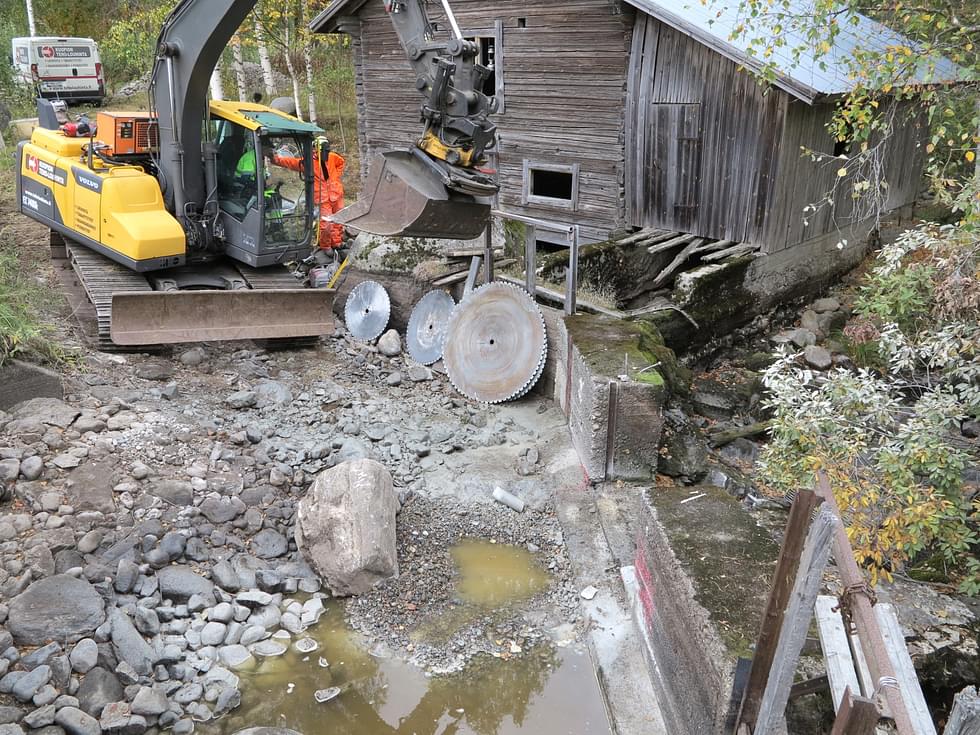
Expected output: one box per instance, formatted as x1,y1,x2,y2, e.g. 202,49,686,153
100,4,171,89
761,224,980,593
728,0,980,220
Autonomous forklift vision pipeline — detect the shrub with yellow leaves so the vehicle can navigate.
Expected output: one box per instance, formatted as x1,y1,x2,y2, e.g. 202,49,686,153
759,223,980,594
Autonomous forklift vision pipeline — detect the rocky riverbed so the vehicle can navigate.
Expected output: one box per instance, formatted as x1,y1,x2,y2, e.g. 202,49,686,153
0,326,581,735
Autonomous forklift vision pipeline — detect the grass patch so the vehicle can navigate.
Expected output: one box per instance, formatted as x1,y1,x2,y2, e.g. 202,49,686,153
0,242,67,368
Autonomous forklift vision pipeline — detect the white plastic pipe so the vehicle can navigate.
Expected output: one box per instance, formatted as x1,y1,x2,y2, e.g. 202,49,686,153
492,486,525,513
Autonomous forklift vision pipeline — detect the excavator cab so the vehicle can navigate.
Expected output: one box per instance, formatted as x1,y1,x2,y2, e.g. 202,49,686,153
211,103,319,266
331,148,496,241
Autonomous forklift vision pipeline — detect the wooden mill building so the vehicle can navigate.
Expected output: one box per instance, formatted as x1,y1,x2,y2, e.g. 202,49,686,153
313,0,957,305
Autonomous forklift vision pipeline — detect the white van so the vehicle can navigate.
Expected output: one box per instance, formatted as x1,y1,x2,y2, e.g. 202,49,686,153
11,36,105,103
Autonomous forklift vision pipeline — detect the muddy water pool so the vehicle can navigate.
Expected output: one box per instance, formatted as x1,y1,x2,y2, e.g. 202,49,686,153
207,541,610,735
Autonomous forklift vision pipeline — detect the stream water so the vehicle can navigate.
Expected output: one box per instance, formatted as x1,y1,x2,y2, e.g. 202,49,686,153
206,541,611,735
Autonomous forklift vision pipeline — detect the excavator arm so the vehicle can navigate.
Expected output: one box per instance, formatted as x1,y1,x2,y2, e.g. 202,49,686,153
329,0,500,240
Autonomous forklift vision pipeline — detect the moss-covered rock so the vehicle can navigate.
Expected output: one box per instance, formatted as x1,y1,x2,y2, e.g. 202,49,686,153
563,313,689,395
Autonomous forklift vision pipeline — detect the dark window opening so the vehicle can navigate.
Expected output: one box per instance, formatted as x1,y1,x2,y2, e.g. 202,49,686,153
517,17,527,28
535,237,565,254
466,36,497,99
531,169,574,200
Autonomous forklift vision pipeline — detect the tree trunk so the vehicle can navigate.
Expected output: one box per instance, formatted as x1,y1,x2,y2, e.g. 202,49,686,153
25,0,37,36
253,16,276,99
300,1,317,124
282,24,303,121
232,35,247,102
209,57,225,101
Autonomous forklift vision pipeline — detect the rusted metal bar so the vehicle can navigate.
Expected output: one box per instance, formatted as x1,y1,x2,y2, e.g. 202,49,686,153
737,488,821,730
814,472,917,735
830,687,880,735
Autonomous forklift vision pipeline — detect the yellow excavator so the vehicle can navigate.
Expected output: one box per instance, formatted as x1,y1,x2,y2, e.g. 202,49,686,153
15,0,497,348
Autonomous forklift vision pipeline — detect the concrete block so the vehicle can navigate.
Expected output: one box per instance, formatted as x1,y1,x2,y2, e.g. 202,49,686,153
0,360,64,411
630,485,778,735
554,314,665,482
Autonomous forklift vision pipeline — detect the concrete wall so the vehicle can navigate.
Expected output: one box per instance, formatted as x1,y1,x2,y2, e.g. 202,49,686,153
553,315,665,482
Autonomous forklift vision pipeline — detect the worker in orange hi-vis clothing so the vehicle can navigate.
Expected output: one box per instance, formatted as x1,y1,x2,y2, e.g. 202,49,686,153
271,136,346,250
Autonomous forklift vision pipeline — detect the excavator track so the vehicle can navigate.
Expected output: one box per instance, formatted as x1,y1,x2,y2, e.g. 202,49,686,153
54,238,327,351
64,241,156,351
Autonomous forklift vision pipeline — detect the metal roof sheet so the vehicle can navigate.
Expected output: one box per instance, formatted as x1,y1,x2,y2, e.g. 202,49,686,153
624,0,967,103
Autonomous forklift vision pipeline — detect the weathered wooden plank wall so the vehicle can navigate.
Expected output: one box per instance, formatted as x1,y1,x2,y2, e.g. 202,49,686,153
626,14,786,245
349,0,634,240
765,98,925,252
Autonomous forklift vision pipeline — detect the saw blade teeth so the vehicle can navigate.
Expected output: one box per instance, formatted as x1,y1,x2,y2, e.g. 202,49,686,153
345,280,391,342
443,281,548,404
406,290,457,365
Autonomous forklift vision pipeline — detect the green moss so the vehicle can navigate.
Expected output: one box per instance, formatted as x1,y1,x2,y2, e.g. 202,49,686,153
635,369,665,386
646,484,778,659
564,313,688,395
644,257,757,353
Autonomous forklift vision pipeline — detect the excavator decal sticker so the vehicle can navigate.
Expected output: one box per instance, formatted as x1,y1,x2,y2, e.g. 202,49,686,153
25,154,68,186
20,176,59,223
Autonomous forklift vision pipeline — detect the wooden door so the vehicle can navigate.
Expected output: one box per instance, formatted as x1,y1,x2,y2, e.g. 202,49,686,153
634,102,703,232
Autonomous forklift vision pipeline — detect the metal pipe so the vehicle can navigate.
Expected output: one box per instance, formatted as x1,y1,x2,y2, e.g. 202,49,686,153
439,0,463,40
483,225,494,285
524,225,536,298
565,225,579,316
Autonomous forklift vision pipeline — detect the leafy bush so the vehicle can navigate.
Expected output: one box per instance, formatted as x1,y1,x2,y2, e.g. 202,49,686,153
760,223,980,594
99,5,171,89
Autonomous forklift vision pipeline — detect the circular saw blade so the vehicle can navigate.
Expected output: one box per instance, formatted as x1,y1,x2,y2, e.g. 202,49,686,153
344,280,391,341
443,282,548,404
406,290,456,365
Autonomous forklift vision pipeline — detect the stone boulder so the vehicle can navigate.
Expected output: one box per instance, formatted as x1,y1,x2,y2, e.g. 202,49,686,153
295,459,398,596
7,576,106,645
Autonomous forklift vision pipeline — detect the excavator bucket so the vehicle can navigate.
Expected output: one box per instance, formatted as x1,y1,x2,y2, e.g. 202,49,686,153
332,151,491,240
110,289,335,345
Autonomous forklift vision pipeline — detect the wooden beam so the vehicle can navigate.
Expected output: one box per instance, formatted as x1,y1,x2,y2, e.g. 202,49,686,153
651,239,706,288
647,233,695,255
814,473,920,735
615,227,662,246
702,243,760,262
737,488,821,730
945,686,980,735
830,688,880,735
876,603,937,734
754,505,838,735
708,421,771,447
691,238,735,254
814,595,862,711
789,674,830,700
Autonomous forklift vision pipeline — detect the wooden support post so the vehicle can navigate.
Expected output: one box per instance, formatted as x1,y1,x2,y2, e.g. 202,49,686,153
830,688,880,735
754,505,838,735
944,686,980,735
737,488,821,730
814,472,920,735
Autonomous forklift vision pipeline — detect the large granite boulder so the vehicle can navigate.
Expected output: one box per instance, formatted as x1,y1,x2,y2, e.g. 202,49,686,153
295,459,398,596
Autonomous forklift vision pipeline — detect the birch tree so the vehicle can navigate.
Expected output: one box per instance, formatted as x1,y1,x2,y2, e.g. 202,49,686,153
209,58,225,100
300,0,317,123
231,34,247,102
253,15,277,99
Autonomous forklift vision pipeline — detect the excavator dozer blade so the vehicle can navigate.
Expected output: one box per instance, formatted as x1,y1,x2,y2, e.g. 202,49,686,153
332,151,491,240
110,289,335,346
